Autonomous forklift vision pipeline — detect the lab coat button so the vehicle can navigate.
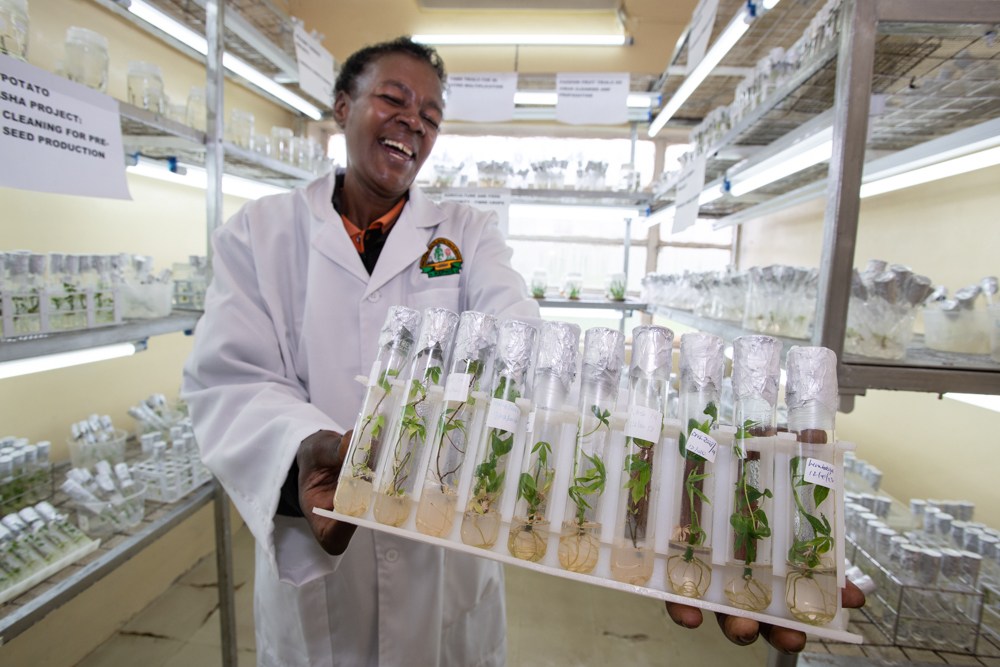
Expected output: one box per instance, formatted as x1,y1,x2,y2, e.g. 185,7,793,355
367,291,381,302
385,548,399,562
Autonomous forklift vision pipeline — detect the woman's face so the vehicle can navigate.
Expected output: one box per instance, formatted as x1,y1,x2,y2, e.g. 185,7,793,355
334,52,445,200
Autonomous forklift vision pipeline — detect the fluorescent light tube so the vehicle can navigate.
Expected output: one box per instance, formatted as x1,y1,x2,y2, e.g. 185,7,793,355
860,145,1000,198
513,91,659,108
126,0,323,119
649,6,752,137
0,343,140,380
127,157,290,199
413,34,629,46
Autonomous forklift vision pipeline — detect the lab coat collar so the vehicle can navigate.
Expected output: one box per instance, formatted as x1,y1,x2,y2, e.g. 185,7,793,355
364,185,445,298
308,174,446,298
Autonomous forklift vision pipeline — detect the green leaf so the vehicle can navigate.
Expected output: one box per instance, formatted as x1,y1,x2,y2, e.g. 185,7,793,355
813,485,830,508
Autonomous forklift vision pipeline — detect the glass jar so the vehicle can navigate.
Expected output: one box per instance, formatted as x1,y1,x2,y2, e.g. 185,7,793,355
127,61,165,113
529,270,547,299
271,126,294,163
605,272,627,301
185,86,206,131
227,109,254,149
0,0,29,61
64,27,109,92
561,272,583,300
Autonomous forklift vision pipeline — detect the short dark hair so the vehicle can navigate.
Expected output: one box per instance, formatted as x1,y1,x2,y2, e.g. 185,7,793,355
335,36,447,98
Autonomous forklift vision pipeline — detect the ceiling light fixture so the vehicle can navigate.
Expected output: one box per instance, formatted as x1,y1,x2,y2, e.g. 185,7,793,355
125,0,323,119
648,3,759,138
0,342,143,380
412,33,630,46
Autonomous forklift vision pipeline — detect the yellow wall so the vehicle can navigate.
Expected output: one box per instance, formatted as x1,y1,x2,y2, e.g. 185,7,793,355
1,0,292,661
737,164,1000,529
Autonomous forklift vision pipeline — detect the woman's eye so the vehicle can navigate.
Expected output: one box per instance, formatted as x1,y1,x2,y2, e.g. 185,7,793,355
380,95,402,105
423,116,441,130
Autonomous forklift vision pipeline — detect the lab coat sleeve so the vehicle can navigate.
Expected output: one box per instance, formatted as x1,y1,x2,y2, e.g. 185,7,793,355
463,211,541,324
182,209,345,585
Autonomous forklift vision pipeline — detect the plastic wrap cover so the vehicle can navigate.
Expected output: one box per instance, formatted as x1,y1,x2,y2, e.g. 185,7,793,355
733,335,781,406
536,321,582,392
679,332,724,393
452,310,499,365
581,326,625,387
631,325,673,380
785,346,838,431
378,305,421,352
494,319,539,383
417,307,460,354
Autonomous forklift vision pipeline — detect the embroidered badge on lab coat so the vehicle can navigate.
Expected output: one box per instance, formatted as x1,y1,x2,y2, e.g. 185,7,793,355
420,238,463,277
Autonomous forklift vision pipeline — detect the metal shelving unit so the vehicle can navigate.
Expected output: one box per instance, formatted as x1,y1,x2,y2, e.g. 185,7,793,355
0,483,216,645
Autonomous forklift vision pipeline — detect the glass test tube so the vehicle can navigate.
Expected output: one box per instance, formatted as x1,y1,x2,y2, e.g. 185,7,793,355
508,321,580,562
372,307,459,527
666,332,724,599
784,346,840,625
415,311,499,538
333,306,421,517
724,334,781,611
460,319,538,549
609,325,673,585
558,327,625,574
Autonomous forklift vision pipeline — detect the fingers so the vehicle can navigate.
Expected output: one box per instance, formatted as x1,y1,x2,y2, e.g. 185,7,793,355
715,612,760,646
665,602,703,629
760,623,807,654
842,579,866,609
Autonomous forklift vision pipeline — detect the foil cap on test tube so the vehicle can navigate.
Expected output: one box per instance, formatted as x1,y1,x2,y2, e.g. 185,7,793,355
785,346,838,433
630,325,673,381
581,327,625,388
494,319,538,381
536,321,581,393
378,305,421,352
451,311,498,364
416,307,459,358
679,332,724,394
733,335,782,406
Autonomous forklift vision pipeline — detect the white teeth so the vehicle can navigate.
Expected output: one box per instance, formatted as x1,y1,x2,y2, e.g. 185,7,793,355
381,139,413,157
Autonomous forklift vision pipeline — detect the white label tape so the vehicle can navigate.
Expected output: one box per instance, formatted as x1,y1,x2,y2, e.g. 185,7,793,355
803,457,836,489
443,372,472,403
486,398,520,433
685,429,718,463
625,405,662,443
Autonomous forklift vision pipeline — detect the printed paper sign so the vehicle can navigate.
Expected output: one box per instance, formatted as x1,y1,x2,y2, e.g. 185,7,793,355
0,53,129,199
685,429,718,463
486,398,520,433
687,0,720,75
445,73,516,122
443,372,472,402
293,24,334,108
625,405,662,443
672,152,707,233
803,457,836,489
441,188,511,236
556,73,629,125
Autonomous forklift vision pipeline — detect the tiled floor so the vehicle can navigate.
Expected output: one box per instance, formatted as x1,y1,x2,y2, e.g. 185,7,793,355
73,525,785,666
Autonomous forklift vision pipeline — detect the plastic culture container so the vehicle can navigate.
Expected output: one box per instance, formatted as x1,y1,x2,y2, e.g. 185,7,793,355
0,0,29,60
64,27,109,92
334,306,421,517
562,272,583,300
558,327,625,574
371,308,459,527
605,272,627,302
530,270,547,299
724,335,781,611
507,321,580,562
784,346,840,625
415,311,498,538
667,332,724,599
610,325,673,585
460,319,538,549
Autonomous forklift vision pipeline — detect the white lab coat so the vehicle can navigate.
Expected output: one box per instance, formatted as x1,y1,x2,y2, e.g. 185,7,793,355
182,171,539,666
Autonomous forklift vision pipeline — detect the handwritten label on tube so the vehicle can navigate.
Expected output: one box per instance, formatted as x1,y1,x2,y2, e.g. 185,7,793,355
625,405,662,443
685,429,718,463
803,458,836,489
443,372,472,402
486,398,520,433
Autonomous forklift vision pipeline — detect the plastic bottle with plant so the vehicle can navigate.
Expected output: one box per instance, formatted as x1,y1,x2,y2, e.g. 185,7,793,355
372,307,459,527
784,346,840,625
558,327,625,574
415,311,498,537
508,321,580,562
460,319,538,549
667,332,724,599
724,335,781,611
333,306,421,517
610,325,673,585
